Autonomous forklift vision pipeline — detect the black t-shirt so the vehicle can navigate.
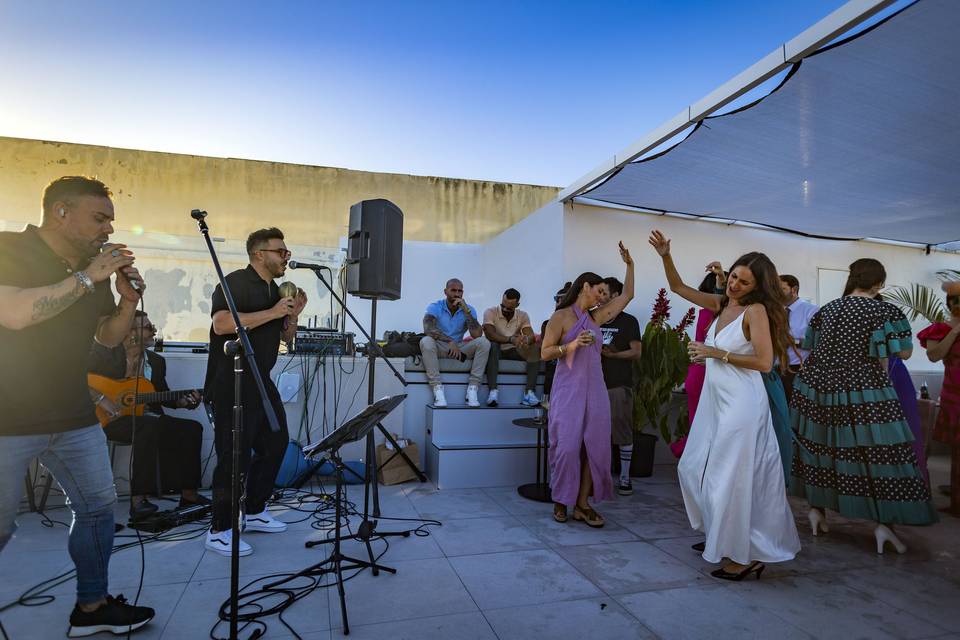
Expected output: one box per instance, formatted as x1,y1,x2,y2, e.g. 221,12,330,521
0,226,116,435
204,265,283,411
600,312,641,390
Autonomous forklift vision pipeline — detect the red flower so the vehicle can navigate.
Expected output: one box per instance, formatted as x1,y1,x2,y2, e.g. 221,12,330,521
650,288,671,325
675,307,696,334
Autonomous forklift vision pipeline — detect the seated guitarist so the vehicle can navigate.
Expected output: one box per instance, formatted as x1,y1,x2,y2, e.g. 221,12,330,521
88,311,208,521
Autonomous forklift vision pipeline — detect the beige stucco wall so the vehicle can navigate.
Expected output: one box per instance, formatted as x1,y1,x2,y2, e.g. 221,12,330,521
0,136,558,244
0,136,558,341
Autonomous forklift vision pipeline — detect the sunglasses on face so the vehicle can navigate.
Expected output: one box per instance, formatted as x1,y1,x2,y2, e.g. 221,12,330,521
260,248,291,258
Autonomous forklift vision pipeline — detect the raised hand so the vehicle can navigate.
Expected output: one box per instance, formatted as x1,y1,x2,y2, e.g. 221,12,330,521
618,241,633,265
86,244,135,283
705,261,724,276
115,265,145,301
648,230,671,257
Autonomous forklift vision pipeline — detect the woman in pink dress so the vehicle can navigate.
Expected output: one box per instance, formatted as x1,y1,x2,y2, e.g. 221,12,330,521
541,242,634,527
918,284,960,516
673,263,726,458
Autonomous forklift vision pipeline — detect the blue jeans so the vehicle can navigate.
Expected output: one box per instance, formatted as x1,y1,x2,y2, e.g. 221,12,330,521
0,425,116,605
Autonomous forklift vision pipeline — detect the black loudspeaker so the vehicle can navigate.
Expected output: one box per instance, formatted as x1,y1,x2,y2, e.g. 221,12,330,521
346,199,403,300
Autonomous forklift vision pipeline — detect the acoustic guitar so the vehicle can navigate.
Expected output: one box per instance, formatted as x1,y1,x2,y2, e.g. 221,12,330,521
88,373,202,427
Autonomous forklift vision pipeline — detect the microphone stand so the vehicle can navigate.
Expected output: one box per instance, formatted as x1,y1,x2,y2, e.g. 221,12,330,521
192,209,280,640
291,263,426,520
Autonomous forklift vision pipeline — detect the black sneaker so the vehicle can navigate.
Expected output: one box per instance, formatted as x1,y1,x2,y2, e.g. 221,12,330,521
129,499,159,522
68,594,155,637
177,493,212,509
617,479,633,496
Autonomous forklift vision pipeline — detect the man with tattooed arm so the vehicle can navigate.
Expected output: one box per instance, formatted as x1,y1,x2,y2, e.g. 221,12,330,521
419,278,491,407
0,176,155,636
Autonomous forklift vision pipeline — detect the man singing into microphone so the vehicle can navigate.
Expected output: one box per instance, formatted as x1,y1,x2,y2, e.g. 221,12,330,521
0,176,155,636
203,227,306,557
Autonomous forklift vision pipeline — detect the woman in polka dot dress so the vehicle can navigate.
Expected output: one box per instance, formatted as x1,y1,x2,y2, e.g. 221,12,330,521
791,259,938,554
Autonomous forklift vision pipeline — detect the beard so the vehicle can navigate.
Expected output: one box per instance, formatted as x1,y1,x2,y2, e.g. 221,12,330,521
74,235,107,260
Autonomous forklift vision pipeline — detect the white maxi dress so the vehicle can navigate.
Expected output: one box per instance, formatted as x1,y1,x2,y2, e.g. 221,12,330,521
678,311,800,565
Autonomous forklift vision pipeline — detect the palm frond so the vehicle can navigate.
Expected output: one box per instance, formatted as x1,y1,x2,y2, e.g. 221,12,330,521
936,269,960,283
882,284,946,323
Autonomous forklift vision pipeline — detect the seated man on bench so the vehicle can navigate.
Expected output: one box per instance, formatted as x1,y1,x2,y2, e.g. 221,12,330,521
483,288,540,407
420,278,491,407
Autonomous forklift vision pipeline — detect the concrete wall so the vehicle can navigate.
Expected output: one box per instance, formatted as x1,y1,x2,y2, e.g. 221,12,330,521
480,200,565,329
0,136,558,340
341,240,484,340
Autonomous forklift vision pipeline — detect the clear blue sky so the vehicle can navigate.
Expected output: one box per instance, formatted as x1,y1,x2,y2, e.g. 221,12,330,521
0,1,863,187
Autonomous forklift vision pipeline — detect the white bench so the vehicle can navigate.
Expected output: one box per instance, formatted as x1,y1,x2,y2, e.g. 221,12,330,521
402,356,543,489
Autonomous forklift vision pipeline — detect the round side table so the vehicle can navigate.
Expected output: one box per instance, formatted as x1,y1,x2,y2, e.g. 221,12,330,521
513,417,551,502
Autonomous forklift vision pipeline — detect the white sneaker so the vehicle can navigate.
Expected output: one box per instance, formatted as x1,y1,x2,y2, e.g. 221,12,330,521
521,390,539,406
486,389,499,407
465,385,480,407
432,385,448,407
205,528,252,557
244,510,288,533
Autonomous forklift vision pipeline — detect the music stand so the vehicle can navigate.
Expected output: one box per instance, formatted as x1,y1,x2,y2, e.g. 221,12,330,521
298,394,406,635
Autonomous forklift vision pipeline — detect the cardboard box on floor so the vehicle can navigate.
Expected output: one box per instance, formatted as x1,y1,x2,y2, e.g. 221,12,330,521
376,440,421,485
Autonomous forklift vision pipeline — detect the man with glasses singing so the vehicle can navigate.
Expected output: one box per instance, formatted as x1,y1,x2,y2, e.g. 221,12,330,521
202,227,306,557
483,288,540,406
89,311,207,521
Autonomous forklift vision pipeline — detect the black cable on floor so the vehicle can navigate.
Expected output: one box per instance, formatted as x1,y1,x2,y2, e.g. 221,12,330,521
208,483,442,640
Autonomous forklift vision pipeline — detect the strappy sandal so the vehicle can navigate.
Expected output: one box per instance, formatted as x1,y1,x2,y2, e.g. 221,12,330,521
553,503,568,523
572,505,604,528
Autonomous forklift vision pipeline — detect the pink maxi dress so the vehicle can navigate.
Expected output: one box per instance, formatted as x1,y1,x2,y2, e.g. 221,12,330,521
672,308,715,458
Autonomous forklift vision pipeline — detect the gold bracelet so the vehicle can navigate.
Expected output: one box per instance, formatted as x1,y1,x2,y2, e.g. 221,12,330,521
722,351,730,364
558,344,565,357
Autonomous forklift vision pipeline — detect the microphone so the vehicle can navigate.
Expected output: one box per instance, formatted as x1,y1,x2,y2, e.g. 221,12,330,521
126,274,143,293
190,209,207,221
286,260,324,271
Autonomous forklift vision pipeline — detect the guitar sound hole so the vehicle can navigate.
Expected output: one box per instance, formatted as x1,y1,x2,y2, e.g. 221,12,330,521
122,394,135,407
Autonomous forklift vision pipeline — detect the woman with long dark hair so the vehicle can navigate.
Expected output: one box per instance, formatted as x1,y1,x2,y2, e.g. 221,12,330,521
541,243,634,527
648,230,799,580
792,258,937,553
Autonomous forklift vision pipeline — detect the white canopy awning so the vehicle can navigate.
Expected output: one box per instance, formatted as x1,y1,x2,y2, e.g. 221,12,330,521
571,0,959,248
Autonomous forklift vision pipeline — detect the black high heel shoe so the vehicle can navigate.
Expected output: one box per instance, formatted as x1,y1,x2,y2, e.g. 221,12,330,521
711,561,765,581
691,541,705,552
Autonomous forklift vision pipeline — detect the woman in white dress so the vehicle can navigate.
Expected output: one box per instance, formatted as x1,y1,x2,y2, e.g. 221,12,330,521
649,230,800,580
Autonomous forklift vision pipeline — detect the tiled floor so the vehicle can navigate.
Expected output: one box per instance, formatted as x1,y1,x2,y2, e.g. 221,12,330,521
2,458,958,640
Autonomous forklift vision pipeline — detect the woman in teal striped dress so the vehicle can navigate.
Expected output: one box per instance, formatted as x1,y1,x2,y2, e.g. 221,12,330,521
790,259,937,554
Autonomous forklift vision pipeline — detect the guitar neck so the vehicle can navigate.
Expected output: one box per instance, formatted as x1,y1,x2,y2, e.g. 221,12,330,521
135,389,197,405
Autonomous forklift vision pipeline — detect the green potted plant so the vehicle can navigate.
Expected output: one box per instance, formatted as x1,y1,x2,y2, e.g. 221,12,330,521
626,288,694,476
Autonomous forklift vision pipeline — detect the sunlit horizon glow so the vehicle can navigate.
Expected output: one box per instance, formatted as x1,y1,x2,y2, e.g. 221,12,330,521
0,0,858,187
